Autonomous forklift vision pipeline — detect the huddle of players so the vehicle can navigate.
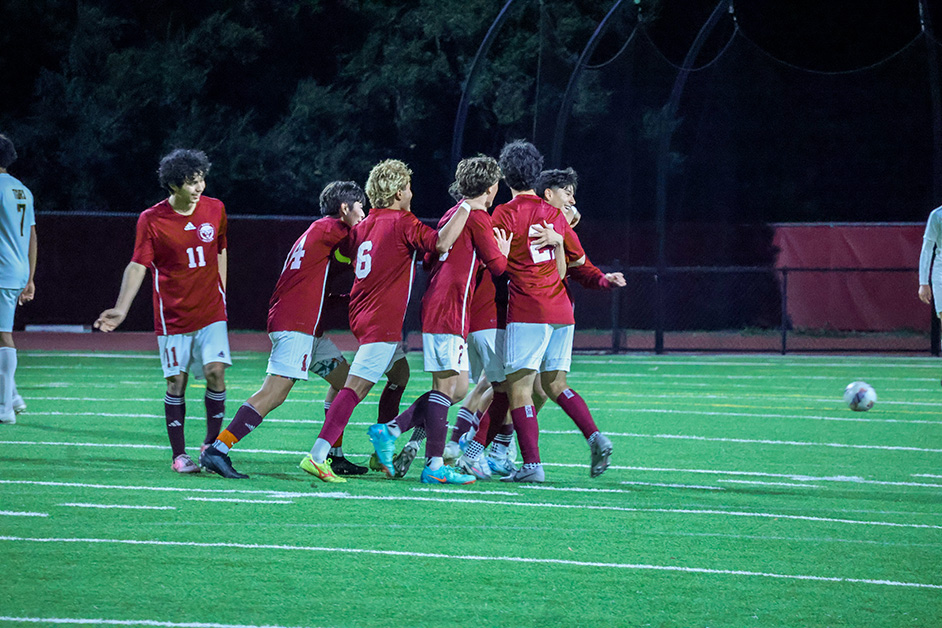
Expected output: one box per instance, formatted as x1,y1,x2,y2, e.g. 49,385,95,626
97,140,623,485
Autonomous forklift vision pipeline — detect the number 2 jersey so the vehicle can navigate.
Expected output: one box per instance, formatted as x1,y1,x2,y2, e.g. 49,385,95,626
0,172,35,290
131,196,228,336
267,216,351,336
345,207,439,344
491,193,584,325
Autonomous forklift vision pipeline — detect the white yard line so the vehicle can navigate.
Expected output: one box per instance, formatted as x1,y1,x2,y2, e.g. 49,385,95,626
58,504,176,510
0,536,937,590
1,479,937,531
0,511,48,517
0,617,328,628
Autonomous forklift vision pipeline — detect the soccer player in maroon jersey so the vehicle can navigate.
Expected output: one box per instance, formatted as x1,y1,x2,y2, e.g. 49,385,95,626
303,159,472,481
198,181,371,480
377,156,511,484
489,140,614,482
530,167,625,419
95,149,230,474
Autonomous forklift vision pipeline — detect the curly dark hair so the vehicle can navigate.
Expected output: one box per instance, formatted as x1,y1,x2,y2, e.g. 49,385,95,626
454,156,501,199
319,180,366,216
0,134,18,169
157,149,211,191
535,168,578,200
498,140,543,192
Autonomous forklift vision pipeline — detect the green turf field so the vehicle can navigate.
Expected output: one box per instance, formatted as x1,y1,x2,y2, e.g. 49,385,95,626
1,350,940,628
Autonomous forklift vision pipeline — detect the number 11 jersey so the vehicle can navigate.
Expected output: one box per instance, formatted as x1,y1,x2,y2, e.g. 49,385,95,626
131,197,228,336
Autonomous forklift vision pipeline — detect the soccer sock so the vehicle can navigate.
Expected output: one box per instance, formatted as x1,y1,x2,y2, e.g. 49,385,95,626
465,439,485,461
392,391,432,433
214,402,262,453
421,391,452,460
474,390,509,447
377,381,405,423
0,347,16,416
426,456,444,470
555,388,598,439
509,405,541,464
449,406,478,443
164,392,187,459
330,430,344,457
204,388,226,445
409,426,427,444
313,387,360,461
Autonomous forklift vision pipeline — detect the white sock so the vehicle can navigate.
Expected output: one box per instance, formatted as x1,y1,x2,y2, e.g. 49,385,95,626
310,438,331,463
426,456,444,470
0,347,16,416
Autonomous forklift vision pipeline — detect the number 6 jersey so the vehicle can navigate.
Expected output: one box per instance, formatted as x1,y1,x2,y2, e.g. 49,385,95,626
131,197,228,335
345,207,439,344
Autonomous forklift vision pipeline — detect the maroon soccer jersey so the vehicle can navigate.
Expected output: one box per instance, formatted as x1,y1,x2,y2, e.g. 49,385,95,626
491,193,584,325
267,217,351,336
346,208,439,343
131,197,227,335
421,205,506,337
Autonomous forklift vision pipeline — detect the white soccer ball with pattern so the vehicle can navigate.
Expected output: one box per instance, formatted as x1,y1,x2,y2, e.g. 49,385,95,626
843,381,876,412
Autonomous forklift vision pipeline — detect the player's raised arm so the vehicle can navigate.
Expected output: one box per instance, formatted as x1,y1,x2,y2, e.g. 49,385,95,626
435,201,471,254
94,261,147,332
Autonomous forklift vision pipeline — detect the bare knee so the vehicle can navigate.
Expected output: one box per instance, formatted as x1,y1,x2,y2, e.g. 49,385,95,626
203,362,227,391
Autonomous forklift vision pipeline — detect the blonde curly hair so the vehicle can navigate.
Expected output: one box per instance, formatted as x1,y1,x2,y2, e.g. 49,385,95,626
365,159,412,209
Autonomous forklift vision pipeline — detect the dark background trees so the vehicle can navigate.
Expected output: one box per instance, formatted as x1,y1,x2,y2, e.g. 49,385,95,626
1,0,940,227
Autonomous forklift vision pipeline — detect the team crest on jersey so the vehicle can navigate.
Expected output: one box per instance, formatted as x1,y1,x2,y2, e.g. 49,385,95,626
198,223,215,243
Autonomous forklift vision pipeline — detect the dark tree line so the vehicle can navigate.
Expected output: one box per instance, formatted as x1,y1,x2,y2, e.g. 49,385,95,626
1,0,939,227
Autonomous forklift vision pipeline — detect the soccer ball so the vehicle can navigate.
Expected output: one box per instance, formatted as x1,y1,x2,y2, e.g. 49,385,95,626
843,381,877,412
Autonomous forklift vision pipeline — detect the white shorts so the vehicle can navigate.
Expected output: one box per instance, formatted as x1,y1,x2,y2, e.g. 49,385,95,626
348,341,407,384
157,320,232,378
422,333,469,373
0,288,19,333
467,328,506,383
267,331,344,381
504,322,573,375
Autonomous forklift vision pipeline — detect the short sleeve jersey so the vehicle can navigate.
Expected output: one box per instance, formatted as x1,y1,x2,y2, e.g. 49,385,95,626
491,193,584,325
131,196,228,335
267,217,351,336
421,204,506,337
0,173,35,289
919,205,942,284
347,207,439,343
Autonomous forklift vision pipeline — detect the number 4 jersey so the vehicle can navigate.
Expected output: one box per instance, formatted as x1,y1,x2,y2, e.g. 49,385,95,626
267,216,352,336
131,197,228,335
0,172,35,290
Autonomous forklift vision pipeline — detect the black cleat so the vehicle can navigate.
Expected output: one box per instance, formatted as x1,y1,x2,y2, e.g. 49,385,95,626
199,445,249,479
329,455,368,476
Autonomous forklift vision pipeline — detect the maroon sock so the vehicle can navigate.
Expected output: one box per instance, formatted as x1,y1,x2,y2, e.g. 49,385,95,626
421,391,452,459
449,406,477,443
164,392,187,458
510,405,541,464
317,387,360,445
556,388,598,439
225,403,263,442
393,391,431,433
204,388,226,445
473,411,491,446
476,390,509,446
377,382,405,423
